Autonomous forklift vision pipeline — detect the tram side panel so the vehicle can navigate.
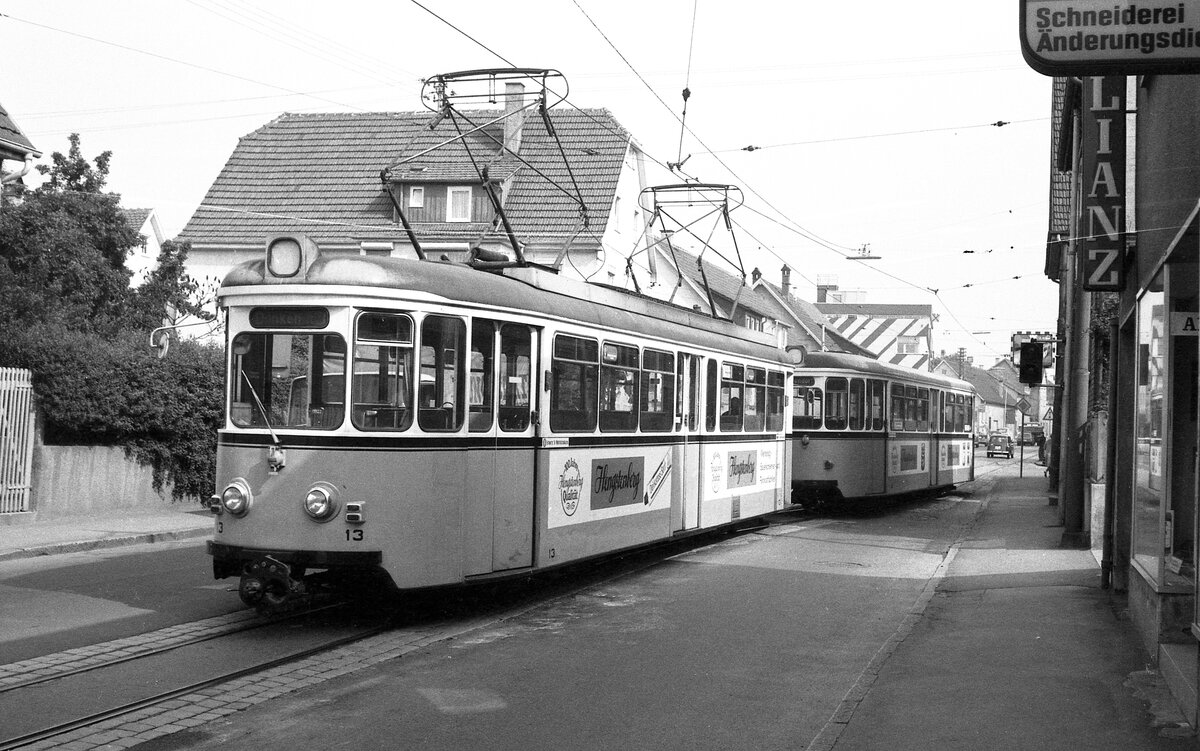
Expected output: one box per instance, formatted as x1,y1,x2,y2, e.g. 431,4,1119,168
885,435,937,495
937,435,974,487
540,444,674,567
699,439,785,526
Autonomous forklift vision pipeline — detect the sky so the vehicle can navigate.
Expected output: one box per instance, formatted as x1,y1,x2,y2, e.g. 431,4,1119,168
0,0,1058,366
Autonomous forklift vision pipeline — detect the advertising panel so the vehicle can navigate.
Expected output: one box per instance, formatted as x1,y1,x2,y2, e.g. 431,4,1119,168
1021,0,1200,75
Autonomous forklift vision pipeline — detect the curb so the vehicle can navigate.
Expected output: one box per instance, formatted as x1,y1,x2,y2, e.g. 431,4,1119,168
0,526,212,563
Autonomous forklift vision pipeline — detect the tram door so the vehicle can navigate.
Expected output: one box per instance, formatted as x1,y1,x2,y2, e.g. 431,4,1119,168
465,321,537,576
675,353,702,531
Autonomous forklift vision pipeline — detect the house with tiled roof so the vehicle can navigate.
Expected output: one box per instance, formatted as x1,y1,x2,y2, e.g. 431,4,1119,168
121,208,165,286
0,99,41,203
177,83,652,289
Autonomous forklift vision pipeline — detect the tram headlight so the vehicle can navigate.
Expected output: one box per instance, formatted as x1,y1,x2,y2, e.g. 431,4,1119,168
221,478,253,517
302,483,339,522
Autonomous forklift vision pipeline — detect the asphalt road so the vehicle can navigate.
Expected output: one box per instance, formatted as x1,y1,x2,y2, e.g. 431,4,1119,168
141,483,987,750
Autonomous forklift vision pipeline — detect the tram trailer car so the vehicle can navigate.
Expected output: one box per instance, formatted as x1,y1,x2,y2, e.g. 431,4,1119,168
789,351,975,504
206,235,794,610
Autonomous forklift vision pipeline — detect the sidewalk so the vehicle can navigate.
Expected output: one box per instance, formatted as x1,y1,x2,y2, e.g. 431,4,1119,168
0,505,211,562
826,474,1196,750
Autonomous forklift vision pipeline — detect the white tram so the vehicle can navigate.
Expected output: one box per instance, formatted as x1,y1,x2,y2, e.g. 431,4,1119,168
789,351,975,503
207,236,793,609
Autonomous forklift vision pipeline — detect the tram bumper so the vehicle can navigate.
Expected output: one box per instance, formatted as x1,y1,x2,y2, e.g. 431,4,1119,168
208,542,386,611
207,541,383,579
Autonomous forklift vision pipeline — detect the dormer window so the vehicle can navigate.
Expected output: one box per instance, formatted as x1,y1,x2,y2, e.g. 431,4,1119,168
409,186,424,208
447,187,472,222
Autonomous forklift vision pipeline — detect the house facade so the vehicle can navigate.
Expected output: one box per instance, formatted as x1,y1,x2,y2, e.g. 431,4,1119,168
121,208,165,287
0,99,40,203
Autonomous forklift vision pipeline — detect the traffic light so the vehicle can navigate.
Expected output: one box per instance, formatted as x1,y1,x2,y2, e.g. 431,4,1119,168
1019,342,1044,384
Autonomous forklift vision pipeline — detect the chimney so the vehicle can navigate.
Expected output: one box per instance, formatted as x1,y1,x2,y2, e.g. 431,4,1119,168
503,82,526,153
780,265,791,299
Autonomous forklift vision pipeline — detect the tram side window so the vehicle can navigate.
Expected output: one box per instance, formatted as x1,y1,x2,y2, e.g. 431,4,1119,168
720,362,745,432
499,324,532,432
793,377,822,430
419,316,466,432
890,383,907,431
916,388,930,431
825,377,848,430
351,312,412,431
233,332,347,430
766,371,785,431
469,320,495,432
641,349,675,432
744,367,766,432
848,378,865,430
551,335,598,432
868,379,885,430
600,342,639,432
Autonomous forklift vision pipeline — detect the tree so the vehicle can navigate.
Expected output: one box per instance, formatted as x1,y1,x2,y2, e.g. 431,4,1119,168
0,134,225,501
35,132,112,193
127,239,218,334
0,134,139,335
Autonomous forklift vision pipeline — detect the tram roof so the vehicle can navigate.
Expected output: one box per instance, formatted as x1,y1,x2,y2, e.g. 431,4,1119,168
221,255,785,363
799,350,973,392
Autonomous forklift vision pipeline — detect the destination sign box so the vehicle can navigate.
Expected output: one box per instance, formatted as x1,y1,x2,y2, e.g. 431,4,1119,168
1020,0,1200,75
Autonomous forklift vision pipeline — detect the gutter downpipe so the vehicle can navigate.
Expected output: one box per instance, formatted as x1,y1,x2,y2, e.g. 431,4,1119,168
0,154,35,184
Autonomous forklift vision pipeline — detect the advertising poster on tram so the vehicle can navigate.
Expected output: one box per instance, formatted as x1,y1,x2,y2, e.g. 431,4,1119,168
547,448,673,529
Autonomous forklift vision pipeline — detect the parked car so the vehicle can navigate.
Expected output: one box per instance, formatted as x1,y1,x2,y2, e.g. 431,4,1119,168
974,432,988,447
986,434,1014,458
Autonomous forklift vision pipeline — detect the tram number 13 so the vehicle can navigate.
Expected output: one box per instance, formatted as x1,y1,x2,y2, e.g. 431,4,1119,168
345,529,364,541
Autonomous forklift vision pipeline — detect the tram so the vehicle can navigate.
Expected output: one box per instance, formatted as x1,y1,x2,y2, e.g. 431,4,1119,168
206,235,794,609
789,351,975,503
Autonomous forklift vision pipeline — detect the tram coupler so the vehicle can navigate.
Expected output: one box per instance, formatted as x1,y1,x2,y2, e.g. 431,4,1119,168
239,555,307,614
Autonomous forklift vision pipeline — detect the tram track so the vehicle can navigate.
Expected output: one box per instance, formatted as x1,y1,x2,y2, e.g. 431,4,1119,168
0,603,391,751
0,518,810,750
0,600,347,696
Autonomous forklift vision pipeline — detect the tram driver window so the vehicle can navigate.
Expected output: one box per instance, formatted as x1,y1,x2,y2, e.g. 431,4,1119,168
792,377,822,430
351,312,413,431
824,377,848,430
232,331,347,430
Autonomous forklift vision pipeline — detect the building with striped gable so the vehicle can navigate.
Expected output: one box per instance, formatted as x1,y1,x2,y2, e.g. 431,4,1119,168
814,301,935,370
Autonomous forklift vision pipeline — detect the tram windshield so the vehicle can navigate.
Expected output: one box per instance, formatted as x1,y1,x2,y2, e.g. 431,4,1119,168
230,332,347,429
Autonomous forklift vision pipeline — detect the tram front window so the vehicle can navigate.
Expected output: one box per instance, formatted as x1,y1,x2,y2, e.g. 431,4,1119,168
231,332,346,429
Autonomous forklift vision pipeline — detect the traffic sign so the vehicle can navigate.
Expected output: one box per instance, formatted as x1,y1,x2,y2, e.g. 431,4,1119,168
1043,407,1054,421
1016,397,1032,414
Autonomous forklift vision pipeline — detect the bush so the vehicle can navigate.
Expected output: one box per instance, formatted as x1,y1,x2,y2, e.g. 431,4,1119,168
0,322,224,501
